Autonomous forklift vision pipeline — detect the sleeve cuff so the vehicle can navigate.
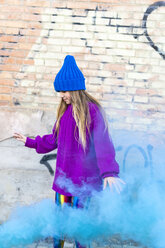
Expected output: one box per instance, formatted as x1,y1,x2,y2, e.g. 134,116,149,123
101,172,119,179
25,137,37,149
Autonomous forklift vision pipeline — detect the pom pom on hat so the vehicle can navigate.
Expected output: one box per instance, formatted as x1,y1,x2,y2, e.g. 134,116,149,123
54,55,86,92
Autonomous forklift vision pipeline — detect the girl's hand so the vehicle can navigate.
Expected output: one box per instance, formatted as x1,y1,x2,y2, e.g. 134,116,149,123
103,177,126,194
13,133,27,144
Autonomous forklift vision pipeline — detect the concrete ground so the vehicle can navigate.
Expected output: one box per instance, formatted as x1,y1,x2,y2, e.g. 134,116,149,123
23,237,146,248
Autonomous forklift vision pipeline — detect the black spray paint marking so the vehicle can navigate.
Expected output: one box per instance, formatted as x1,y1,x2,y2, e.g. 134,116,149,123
0,2,164,66
87,3,165,59
104,1,165,59
142,1,165,60
122,144,153,174
13,99,21,105
83,3,165,59
40,154,57,175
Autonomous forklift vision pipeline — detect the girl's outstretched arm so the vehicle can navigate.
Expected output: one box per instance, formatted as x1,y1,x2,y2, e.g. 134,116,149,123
13,133,26,143
13,122,58,154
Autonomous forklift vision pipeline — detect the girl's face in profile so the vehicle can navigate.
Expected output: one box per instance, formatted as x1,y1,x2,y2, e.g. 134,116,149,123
60,91,72,104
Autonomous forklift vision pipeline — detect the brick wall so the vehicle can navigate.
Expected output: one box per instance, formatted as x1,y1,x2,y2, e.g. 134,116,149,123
0,0,165,134
0,4,165,245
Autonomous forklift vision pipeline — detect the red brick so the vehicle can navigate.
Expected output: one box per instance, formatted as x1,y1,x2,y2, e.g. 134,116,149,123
24,0,49,7
0,87,12,94
0,101,9,106
103,63,126,71
0,79,14,86
136,89,157,96
0,94,12,101
10,50,26,58
0,65,20,72
0,72,13,79
67,1,96,9
13,87,26,94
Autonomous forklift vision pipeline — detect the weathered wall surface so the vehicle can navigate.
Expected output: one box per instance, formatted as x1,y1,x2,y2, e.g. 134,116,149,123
0,0,165,235
0,0,165,132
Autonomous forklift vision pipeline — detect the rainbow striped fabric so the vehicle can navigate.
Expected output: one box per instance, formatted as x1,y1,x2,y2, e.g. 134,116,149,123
55,192,91,209
53,192,91,248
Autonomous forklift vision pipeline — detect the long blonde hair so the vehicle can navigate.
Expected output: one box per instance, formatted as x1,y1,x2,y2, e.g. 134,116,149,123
53,90,108,151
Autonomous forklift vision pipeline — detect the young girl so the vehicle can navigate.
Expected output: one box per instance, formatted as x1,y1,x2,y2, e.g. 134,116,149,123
14,55,125,248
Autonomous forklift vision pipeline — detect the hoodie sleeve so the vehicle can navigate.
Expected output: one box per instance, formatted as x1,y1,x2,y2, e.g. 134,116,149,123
92,105,119,178
24,122,58,154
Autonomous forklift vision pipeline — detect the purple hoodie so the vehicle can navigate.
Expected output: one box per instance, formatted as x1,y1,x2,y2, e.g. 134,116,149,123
25,102,119,196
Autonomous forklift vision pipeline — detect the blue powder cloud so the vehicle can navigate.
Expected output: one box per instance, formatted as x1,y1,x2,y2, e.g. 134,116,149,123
0,168,164,248
0,131,165,248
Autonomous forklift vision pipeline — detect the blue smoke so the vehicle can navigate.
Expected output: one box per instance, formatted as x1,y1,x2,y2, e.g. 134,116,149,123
0,131,165,248
0,170,165,248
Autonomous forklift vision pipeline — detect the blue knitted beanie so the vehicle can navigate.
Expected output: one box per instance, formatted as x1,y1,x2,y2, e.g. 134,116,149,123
53,55,86,92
